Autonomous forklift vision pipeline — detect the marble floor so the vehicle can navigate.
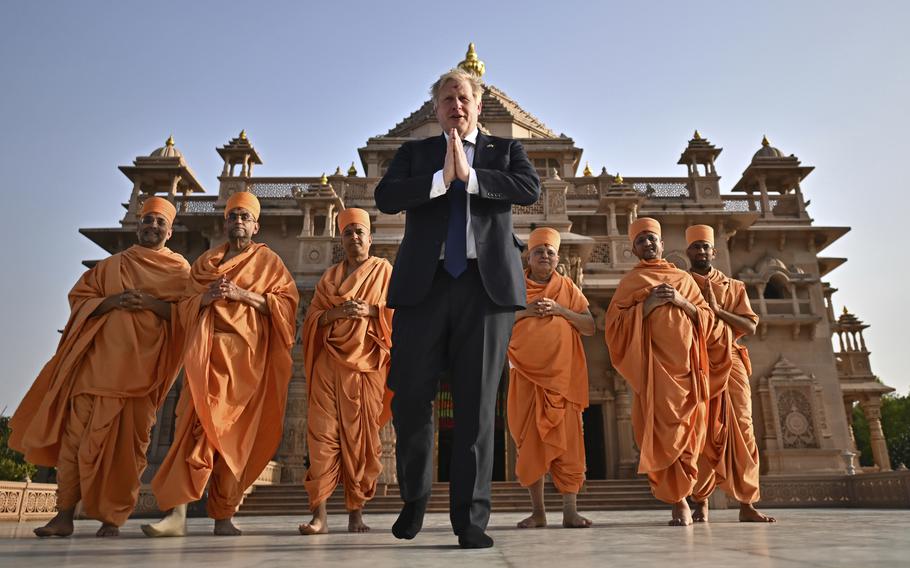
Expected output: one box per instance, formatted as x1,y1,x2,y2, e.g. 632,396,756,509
1,509,908,567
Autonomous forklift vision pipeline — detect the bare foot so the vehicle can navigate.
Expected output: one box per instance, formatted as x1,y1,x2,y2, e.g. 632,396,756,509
739,503,776,523
213,518,242,536
562,512,593,528
692,500,709,523
517,511,547,528
299,516,328,535
669,500,693,526
34,510,75,538
141,504,187,537
348,510,370,533
96,524,120,537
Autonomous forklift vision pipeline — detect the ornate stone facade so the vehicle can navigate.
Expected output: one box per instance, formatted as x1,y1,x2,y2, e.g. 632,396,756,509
74,45,896,492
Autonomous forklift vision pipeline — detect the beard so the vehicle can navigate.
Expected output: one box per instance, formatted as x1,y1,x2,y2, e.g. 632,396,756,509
138,229,165,248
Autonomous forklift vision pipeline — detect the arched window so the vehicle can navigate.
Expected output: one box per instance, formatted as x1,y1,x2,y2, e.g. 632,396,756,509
764,274,791,299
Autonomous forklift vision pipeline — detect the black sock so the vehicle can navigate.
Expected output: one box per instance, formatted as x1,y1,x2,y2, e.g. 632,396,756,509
457,525,494,549
392,495,429,540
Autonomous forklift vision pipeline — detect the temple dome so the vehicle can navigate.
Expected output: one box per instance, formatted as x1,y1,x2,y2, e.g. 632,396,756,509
753,135,784,159
150,135,183,158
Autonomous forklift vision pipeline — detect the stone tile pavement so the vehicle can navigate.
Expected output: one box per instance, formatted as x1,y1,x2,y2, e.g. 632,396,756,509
1,509,907,567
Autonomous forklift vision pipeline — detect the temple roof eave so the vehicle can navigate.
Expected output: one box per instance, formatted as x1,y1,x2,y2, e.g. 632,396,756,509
731,164,815,192
741,225,849,253
118,164,207,194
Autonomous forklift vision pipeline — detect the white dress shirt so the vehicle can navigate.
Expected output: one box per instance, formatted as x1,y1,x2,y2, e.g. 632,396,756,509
430,129,480,259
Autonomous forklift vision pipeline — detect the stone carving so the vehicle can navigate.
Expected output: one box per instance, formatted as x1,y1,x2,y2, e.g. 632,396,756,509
778,388,819,449
547,187,566,215
758,356,832,466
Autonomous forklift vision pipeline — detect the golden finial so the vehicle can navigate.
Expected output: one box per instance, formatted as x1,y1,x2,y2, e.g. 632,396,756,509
693,130,701,140
319,172,328,185
347,162,358,177
239,129,247,140
583,162,593,177
614,173,624,184
166,135,174,146
334,166,343,176
762,135,770,146
843,306,849,315
458,42,486,77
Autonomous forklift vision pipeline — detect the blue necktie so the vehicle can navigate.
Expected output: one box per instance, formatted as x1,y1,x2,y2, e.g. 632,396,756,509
444,178,468,278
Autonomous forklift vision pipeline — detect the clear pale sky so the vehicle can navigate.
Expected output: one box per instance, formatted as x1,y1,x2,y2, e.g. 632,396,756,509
1,0,908,412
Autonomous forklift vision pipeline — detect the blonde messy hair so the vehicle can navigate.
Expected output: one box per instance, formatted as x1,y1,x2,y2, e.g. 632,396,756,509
430,68,484,108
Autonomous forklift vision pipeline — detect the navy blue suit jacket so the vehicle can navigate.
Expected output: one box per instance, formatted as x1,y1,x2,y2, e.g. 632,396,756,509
374,133,540,309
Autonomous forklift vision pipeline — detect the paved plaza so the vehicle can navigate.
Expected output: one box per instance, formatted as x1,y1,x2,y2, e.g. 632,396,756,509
1,509,908,567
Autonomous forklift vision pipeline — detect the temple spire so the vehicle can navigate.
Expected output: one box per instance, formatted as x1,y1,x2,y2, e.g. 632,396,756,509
458,43,485,77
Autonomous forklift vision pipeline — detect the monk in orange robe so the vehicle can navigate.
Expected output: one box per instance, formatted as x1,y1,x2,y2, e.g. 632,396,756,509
142,191,299,537
685,225,775,523
508,228,595,529
10,197,190,537
605,217,713,526
298,208,394,535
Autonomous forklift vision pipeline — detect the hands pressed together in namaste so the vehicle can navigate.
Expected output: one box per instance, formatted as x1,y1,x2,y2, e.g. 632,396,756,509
442,128,471,187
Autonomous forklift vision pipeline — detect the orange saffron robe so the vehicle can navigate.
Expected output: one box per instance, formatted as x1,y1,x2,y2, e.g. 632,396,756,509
690,268,761,504
507,270,589,494
10,245,190,525
151,242,298,518
301,256,394,511
605,258,713,503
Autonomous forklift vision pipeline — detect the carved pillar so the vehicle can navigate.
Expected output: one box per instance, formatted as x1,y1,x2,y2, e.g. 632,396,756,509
168,175,181,202
324,205,335,236
607,203,618,236
757,175,771,218
301,204,313,237
613,375,637,478
860,397,892,471
127,179,142,219
844,399,859,454
755,282,768,317
276,340,309,483
378,422,398,484
789,283,799,315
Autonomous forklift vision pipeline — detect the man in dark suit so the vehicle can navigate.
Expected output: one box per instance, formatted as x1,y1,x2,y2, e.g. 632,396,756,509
375,68,540,549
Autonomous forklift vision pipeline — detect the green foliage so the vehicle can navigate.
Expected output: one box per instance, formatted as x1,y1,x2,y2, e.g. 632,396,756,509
0,416,37,481
851,392,910,469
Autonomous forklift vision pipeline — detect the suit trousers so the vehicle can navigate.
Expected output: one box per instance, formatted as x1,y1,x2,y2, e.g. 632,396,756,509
389,260,513,534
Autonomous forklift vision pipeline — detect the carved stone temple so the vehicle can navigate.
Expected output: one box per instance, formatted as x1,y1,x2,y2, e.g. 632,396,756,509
76,44,899,501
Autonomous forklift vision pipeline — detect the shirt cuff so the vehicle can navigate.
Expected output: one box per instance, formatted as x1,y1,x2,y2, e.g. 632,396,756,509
430,170,448,199
466,167,479,194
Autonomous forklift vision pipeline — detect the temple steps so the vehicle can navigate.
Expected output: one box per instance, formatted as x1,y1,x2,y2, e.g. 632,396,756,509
237,479,664,516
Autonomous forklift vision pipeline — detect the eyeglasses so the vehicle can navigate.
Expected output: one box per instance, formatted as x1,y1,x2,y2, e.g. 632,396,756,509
227,211,256,222
139,215,169,227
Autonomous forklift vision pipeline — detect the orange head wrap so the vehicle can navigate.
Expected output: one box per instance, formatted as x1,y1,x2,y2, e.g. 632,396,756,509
527,227,561,252
685,224,715,246
225,191,261,221
629,217,661,242
337,207,371,232
139,196,176,224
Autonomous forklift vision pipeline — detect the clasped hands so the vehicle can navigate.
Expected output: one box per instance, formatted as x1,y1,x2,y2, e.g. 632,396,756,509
201,276,245,307
442,128,471,187
645,282,688,310
323,299,372,325
528,297,565,318
112,289,158,311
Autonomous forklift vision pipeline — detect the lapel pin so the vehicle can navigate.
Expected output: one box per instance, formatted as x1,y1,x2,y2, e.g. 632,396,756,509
486,143,494,148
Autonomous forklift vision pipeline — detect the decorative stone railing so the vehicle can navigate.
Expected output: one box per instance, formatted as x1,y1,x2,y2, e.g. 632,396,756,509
714,470,910,508
0,481,57,522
